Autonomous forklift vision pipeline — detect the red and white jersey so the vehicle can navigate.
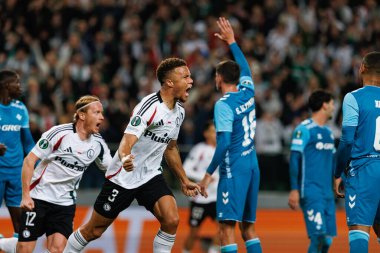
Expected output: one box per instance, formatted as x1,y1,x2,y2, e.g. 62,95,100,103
106,92,185,189
183,142,218,203
30,123,112,206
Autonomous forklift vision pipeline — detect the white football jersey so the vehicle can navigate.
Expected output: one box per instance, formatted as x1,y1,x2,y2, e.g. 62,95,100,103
106,92,185,189
183,142,218,203
30,123,112,206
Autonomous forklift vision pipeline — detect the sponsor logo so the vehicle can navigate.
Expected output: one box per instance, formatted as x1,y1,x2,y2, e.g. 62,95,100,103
54,156,88,172
38,139,49,149
87,149,95,159
315,142,334,150
131,116,141,126
143,130,171,143
0,125,21,131
16,114,22,120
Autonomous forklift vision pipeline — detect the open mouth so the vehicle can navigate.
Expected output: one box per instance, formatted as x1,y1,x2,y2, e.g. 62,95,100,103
185,87,191,96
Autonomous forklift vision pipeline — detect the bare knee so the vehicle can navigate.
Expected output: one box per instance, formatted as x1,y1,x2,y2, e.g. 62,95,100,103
48,245,65,253
240,223,257,241
160,213,179,232
17,242,34,253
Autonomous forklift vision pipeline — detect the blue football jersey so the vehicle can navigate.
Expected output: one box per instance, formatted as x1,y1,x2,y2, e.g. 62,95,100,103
342,86,380,167
291,119,335,198
0,100,31,168
214,74,257,178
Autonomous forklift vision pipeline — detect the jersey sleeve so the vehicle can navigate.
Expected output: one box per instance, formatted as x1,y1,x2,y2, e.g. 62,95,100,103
31,126,67,160
229,42,254,92
125,97,157,138
183,144,202,181
290,124,310,153
94,138,112,172
214,100,234,133
342,93,359,127
20,102,31,128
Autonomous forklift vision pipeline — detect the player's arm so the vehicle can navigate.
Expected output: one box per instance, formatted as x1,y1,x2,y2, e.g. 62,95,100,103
334,93,358,198
0,143,6,156
118,133,138,172
199,101,233,197
215,17,253,84
94,139,113,172
288,125,309,210
21,152,40,211
288,151,302,210
21,108,35,154
164,140,201,197
21,128,35,154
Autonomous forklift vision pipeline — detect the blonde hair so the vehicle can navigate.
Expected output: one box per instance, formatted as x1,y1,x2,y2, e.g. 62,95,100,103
73,95,101,123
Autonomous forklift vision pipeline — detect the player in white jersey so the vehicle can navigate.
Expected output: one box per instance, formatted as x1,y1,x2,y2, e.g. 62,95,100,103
64,57,203,253
0,95,112,253
183,121,220,253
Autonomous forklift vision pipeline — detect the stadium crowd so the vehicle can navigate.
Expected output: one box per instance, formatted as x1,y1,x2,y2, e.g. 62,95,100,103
0,0,379,190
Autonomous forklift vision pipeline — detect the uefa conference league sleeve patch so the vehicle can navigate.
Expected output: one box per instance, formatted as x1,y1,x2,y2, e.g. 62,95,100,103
38,139,49,149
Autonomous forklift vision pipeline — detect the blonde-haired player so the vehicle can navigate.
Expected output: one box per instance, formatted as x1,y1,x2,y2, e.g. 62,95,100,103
0,95,112,253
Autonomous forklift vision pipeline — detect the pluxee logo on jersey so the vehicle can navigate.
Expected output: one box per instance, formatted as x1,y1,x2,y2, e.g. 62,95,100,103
54,156,88,172
143,130,171,143
0,124,21,131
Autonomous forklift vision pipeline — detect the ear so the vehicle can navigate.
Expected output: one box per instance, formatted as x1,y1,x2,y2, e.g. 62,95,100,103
79,112,86,120
359,63,366,75
166,79,174,88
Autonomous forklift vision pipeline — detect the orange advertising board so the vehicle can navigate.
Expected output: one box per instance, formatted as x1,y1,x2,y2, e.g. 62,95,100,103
0,207,378,252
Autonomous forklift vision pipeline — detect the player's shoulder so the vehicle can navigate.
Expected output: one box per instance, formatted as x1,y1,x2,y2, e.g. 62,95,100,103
10,99,27,110
294,119,312,132
44,123,74,141
135,92,161,116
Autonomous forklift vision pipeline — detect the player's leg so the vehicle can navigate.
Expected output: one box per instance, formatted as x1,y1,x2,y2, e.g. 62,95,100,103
6,174,23,235
345,164,379,253
240,168,262,253
300,197,328,253
44,202,76,253
17,199,48,253
64,179,130,253
373,192,380,244
183,202,204,253
208,202,220,253
137,175,178,253
219,221,237,252
322,198,337,253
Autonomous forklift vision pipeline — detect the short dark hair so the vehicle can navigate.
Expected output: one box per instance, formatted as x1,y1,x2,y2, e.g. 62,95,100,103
216,60,240,84
362,51,380,74
156,58,187,85
308,90,333,112
203,120,214,133
0,69,18,90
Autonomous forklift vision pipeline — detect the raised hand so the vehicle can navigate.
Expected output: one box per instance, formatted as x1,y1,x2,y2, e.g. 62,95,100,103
214,17,236,45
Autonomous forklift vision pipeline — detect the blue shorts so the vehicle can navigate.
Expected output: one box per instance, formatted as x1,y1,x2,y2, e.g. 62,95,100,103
0,167,22,207
216,168,259,222
345,161,380,226
300,197,336,237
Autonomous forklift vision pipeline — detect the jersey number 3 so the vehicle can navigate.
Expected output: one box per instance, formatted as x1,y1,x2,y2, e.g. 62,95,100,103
242,110,256,147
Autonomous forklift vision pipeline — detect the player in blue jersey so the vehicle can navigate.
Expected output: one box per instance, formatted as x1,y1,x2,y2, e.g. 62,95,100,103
0,70,35,239
288,90,336,253
335,51,380,253
199,17,262,253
